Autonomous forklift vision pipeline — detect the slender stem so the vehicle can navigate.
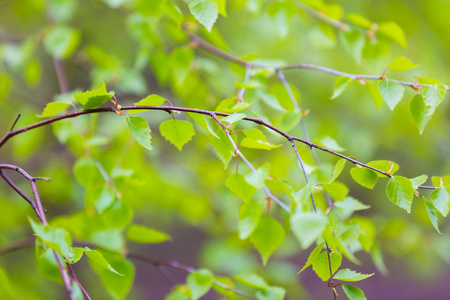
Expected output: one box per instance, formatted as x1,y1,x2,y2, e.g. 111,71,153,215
187,33,449,91
67,264,92,300
211,113,291,212
0,106,436,190
9,114,21,132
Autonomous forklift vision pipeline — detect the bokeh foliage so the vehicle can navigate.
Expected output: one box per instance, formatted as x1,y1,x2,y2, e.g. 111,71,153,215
1,0,450,299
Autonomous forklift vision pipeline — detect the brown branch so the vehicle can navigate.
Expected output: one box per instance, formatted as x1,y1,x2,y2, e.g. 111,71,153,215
187,33,449,91
0,106,436,190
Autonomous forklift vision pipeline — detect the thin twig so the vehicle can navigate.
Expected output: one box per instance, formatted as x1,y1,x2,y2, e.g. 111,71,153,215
294,0,349,30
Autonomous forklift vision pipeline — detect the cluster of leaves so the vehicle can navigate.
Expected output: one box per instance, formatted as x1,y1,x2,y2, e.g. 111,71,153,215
1,0,450,300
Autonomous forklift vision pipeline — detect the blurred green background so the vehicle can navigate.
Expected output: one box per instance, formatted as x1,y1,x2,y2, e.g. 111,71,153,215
1,0,450,299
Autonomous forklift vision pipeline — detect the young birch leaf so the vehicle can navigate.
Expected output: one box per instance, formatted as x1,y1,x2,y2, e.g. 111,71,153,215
386,176,414,213
129,94,166,114
189,0,219,32
331,77,353,99
245,164,270,189
73,82,113,110
290,212,328,249
256,287,286,300
234,273,269,289
44,26,81,59
371,242,388,275
333,269,374,282
83,248,123,276
367,160,399,177
366,82,383,110
430,187,450,217
126,116,153,150
29,218,75,263
387,57,418,71
322,181,349,201
378,79,405,110
431,175,450,187
159,119,195,151
424,198,441,234
422,84,446,116
210,127,233,168
312,251,342,281
298,242,325,274
226,173,256,202
339,29,365,63
238,200,263,239
250,217,285,265
187,269,214,300
409,94,431,134
221,113,246,124
350,167,378,189
126,224,170,244
410,174,428,189
342,284,367,300
88,252,134,300
329,159,346,183
38,102,71,118
188,113,219,139
378,21,407,48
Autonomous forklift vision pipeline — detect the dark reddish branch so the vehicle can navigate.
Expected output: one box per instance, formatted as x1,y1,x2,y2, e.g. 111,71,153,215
0,106,436,190
188,33,449,91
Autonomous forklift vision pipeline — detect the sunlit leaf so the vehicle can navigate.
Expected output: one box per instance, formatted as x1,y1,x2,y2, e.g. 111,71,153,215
386,176,414,213
250,217,285,265
187,269,214,300
291,212,328,249
126,224,170,244
226,173,256,202
189,0,219,31
160,119,196,151
238,200,263,239
378,79,405,110
342,284,367,300
126,116,153,150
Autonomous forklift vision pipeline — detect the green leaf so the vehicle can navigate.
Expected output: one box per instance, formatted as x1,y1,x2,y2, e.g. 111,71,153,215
187,269,214,300
340,29,365,63
409,94,431,134
188,112,219,139
386,176,414,213
88,251,134,300
37,102,71,118
430,187,450,217
309,24,336,49
346,13,371,28
126,224,170,244
342,284,367,300
297,242,325,274
422,84,446,116
329,159,346,183
84,248,123,275
221,113,246,124
226,173,256,202
350,167,378,189
130,94,166,113
159,119,196,151
250,217,285,265
333,269,374,282
378,79,405,110
256,287,286,300
366,82,383,110
370,242,388,275
378,21,407,48
210,126,234,168
424,198,441,234
234,273,269,289
29,218,75,262
0,266,15,298
410,175,428,189
290,212,328,249
216,97,253,113
189,0,219,32
312,251,342,281
322,181,349,201
432,176,450,187
73,82,113,110
238,200,263,239
367,160,399,177
126,116,153,150
44,26,81,59
387,57,418,71
317,136,346,152
241,138,282,150
245,164,270,189
331,77,353,99
293,184,314,206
